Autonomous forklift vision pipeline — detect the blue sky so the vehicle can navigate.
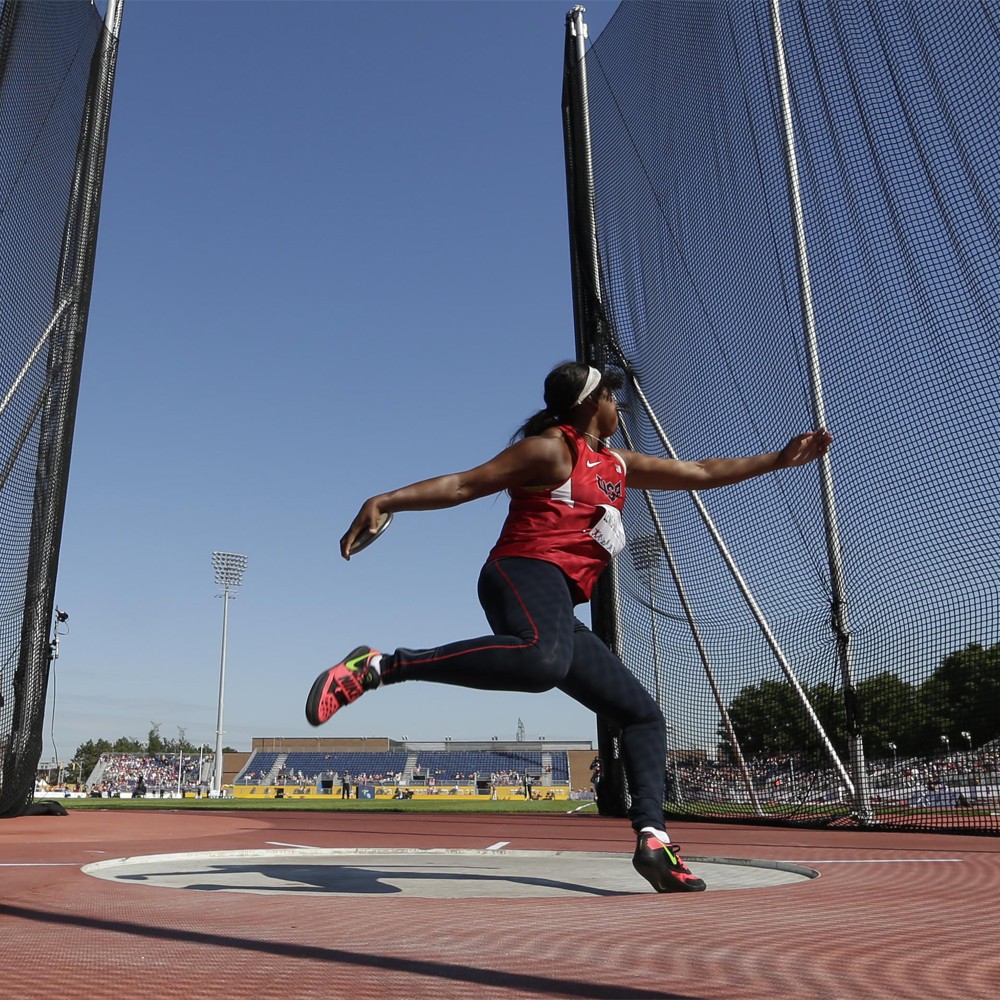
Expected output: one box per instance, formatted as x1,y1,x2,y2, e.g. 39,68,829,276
45,0,620,762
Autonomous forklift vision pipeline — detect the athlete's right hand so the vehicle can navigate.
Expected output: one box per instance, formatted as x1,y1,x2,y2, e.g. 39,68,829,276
340,498,386,560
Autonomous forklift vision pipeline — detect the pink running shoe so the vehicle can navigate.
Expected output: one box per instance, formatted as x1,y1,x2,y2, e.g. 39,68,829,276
305,646,381,726
632,833,707,893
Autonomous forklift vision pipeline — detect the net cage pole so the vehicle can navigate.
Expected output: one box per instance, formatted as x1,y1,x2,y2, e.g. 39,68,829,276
0,0,124,818
770,0,872,822
0,302,75,496
562,5,628,817
0,301,73,427
618,419,765,817
618,362,855,799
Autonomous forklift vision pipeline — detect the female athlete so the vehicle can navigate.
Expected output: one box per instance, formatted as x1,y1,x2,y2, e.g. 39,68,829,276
305,360,832,893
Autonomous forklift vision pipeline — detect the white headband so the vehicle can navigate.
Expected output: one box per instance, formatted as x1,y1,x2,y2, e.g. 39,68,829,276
573,366,603,407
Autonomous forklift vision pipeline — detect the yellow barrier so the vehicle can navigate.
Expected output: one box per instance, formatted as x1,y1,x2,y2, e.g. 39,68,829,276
232,784,571,801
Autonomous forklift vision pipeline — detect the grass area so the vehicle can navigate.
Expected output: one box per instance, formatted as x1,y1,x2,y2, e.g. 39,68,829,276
54,797,995,833
667,802,851,818
63,796,594,816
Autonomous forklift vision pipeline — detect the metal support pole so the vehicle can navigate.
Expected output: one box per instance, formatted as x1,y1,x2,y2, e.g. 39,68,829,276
770,0,870,821
564,6,621,642
105,0,124,38
565,6,603,360
212,589,231,796
211,551,246,797
563,5,628,816
0,299,72,422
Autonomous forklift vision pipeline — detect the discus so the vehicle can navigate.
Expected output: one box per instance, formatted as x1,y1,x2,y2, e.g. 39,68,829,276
348,511,393,556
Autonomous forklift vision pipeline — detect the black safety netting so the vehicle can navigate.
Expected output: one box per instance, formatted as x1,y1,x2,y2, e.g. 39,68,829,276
573,0,1000,833
0,0,118,817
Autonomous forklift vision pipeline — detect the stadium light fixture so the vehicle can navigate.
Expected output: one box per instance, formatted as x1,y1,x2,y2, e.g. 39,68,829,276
211,551,247,796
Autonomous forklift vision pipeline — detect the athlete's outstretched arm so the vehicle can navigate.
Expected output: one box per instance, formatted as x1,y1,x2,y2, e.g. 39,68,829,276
340,434,572,559
621,429,832,492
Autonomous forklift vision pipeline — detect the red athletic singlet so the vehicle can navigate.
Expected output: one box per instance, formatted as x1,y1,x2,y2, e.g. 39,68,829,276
488,425,628,603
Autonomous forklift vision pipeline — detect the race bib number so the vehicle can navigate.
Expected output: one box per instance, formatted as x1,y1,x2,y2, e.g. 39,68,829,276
588,504,626,557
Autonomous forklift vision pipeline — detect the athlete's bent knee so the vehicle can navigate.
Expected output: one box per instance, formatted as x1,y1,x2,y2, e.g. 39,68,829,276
522,645,571,692
609,694,664,732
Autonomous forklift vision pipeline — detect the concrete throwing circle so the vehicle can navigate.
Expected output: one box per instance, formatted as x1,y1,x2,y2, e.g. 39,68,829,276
82,848,818,899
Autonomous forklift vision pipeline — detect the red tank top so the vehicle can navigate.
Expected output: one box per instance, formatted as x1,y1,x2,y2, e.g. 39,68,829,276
488,425,628,603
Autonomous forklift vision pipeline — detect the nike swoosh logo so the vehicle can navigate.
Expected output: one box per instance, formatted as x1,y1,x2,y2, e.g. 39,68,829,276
586,460,600,467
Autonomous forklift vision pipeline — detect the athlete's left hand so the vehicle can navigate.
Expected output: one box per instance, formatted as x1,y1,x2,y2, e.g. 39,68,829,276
779,429,832,467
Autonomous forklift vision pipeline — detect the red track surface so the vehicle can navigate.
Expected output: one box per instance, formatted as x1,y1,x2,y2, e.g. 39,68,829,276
2,809,997,999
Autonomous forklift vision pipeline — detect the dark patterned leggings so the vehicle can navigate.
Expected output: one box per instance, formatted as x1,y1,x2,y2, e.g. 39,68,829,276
379,556,666,832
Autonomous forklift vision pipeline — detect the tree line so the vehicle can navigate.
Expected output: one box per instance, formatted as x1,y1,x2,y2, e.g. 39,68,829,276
721,641,1000,762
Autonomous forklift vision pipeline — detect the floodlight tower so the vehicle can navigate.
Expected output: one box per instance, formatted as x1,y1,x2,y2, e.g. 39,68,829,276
211,551,247,796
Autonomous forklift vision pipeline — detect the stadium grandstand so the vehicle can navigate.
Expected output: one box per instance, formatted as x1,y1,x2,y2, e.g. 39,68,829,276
213,737,592,802
29,750,213,800
36,734,995,815
29,737,597,802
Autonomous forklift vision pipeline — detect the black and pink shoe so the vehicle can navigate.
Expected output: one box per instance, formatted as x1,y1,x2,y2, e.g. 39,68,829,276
305,646,381,726
632,833,707,893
